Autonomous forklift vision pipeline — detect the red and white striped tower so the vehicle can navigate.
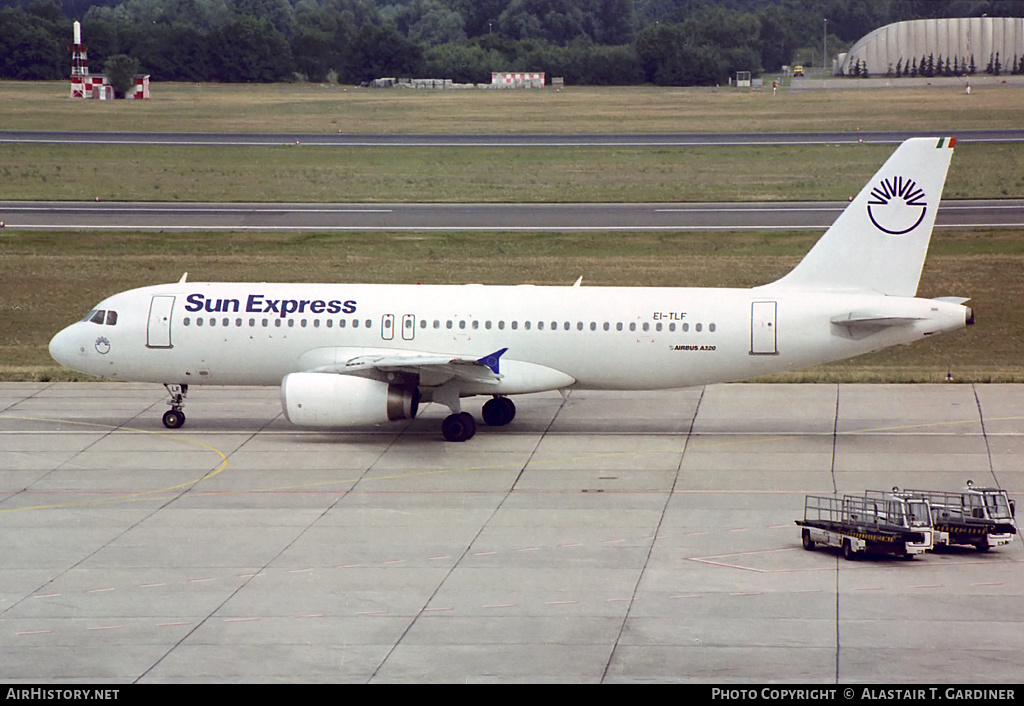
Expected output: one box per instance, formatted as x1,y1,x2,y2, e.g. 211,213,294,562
70,21,88,98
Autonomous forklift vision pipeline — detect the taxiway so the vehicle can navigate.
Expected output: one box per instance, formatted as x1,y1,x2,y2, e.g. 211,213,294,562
1,382,1021,683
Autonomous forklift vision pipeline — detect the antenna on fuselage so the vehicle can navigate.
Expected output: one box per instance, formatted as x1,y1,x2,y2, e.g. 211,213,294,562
178,272,188,284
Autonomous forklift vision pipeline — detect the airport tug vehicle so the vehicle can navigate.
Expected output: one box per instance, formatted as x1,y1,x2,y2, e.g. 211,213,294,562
879,481,1017,552
797,493,934,560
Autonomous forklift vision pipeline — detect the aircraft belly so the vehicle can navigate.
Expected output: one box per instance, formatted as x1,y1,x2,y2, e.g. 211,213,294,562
132,334,304,386
515,331,751,390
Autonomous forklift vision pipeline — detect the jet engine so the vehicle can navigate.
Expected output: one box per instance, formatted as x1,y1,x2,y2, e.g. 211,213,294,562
281,373,419,427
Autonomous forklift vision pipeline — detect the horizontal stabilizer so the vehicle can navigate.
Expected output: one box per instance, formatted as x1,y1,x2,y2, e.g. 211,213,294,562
830,311,923,331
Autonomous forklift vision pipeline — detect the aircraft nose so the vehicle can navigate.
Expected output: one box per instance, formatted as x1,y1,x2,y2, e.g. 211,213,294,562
49,325,85,369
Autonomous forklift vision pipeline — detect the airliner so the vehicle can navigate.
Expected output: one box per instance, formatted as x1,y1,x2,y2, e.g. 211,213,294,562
49,137,972,441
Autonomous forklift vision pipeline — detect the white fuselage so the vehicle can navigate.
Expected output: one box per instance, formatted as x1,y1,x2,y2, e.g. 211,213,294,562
49,280,970,395
46,138,971,440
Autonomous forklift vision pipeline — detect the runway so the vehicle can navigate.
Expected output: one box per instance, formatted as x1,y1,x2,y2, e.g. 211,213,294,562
2,127,1021,232
2,199,1022,231
1,128,1022,147
1,382,1021,683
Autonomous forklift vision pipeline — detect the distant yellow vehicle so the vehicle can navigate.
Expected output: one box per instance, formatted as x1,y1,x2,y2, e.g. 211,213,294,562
793,65,804,76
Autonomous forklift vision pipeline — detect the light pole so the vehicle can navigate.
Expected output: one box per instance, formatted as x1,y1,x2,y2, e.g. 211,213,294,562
823,18,828,76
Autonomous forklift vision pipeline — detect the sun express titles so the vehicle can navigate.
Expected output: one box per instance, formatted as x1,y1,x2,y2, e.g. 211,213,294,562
185,293,357,318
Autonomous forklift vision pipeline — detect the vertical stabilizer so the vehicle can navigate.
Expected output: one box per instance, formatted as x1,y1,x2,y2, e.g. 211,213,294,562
764,137,955,296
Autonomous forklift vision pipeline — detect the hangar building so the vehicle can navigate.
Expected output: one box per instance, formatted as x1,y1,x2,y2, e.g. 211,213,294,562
836,17,1024,76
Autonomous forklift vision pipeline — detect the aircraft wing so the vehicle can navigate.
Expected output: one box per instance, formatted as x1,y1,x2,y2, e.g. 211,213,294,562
307,347,508,387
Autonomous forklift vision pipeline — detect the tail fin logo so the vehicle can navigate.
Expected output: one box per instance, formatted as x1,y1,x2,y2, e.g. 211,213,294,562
867,176,928,235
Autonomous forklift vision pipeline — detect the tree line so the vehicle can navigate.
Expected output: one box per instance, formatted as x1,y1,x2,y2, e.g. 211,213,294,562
2,0,1023,86
869,53,1024,78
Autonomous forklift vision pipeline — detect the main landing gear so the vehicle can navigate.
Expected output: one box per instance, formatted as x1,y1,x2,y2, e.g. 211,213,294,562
162,383,188,429
440,396,516,442
441,412,476,442
481,396,516,427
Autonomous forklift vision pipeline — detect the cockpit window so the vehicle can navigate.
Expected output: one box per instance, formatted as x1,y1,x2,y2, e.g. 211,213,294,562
84,309,118,325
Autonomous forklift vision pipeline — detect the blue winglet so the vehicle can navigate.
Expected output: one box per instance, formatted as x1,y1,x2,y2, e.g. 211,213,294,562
478,348,508,375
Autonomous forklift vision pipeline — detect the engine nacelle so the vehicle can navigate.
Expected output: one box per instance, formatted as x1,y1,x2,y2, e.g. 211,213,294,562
281,373,419,427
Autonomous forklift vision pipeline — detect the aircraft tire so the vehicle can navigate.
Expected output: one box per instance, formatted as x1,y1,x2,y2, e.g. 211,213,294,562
482,397,516,426
442,412,476,442
162,410,185,429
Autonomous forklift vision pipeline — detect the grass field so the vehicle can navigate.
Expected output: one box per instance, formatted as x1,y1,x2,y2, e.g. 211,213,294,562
1,82,1022,202
2,81,1023,134
0,82,1021,382
1,142,1022,202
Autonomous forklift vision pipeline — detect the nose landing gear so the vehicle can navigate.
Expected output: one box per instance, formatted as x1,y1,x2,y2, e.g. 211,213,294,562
162,383,188,429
